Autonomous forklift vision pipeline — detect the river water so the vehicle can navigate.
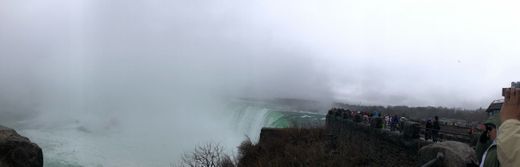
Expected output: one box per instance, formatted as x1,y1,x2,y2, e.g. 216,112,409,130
18,101,325,167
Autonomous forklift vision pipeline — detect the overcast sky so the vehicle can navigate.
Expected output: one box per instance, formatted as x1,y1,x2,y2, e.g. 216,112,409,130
1,0,520,111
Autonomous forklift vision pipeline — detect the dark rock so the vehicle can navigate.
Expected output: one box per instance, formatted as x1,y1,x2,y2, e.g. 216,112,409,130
0,125,43,167
418,141,478,167
76,126,92,133
402,121,421,139
259,128,291,145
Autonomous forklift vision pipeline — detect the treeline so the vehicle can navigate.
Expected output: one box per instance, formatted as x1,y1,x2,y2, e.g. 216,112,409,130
333,103,488,123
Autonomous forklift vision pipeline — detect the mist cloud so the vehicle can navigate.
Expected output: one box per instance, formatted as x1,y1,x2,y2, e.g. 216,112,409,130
1,0,519,124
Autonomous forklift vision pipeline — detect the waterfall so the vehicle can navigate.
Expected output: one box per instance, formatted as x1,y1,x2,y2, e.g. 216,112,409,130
230,105,290,142
15,100,324,167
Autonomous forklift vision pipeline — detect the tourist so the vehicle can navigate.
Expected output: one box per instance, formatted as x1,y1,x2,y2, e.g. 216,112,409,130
391,115,399,131
385,115,390,128
476,121,493,162
497,88,520,166
363,113,369,124
432,116,441,142
425,119,433,141
354,111,362,122
479,116,501,167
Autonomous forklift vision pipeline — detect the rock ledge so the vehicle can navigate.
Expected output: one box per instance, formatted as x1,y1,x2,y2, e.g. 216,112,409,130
0,125,43,167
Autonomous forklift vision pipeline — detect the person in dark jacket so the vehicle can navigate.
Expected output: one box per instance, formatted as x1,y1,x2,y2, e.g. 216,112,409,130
425,119,433,141
476,132,493,163
391,115,399,131
479,116,501,167
432,116,441,142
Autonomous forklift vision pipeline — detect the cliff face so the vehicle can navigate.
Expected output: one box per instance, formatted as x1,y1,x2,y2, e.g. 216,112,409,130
326,109,478,166
238,127,418,166
240,109,477,166
238,124,418,167
326,112,430,152
0,126,43,167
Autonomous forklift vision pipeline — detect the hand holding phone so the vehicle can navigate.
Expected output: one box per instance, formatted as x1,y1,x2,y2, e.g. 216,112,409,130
501,83,520,122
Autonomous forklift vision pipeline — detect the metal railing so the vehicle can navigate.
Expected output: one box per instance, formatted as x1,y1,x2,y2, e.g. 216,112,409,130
421,152,444,167
418,126,474,143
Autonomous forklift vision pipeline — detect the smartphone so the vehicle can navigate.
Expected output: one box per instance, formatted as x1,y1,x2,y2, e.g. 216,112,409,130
503,82,520,96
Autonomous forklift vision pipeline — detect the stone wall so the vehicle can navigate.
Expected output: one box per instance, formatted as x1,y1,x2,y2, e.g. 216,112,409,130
325,109,478,166
326,111,431,152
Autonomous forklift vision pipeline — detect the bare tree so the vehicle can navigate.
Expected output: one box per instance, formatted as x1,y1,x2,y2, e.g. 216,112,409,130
177,143,235,167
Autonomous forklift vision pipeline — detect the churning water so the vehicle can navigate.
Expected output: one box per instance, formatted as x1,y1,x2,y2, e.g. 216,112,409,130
18,100,325,167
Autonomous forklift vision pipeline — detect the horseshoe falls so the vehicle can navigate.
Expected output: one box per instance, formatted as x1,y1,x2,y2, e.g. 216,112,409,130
17,99,326,167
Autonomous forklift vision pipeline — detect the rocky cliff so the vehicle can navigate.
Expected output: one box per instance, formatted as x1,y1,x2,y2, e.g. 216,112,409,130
0,125,43,167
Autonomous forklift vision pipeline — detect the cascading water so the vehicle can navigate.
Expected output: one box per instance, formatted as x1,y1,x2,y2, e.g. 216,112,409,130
228,99,326,142
231,105,290,142
16,99,325,167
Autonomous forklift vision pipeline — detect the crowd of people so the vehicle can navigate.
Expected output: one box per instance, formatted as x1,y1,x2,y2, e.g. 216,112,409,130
327,108,408,132
328,86,520,167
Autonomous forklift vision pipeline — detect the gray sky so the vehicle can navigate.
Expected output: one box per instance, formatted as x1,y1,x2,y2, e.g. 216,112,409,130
1,0,520,112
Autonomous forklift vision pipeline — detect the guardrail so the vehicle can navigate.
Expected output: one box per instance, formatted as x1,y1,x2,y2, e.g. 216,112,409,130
326,110,475,144
418,126,474,144
420,152,444,167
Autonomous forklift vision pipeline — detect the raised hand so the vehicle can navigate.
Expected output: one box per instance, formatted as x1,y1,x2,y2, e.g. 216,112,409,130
501,88,520,122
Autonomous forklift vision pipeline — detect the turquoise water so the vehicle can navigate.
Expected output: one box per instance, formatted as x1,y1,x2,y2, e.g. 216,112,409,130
230,102,326,142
